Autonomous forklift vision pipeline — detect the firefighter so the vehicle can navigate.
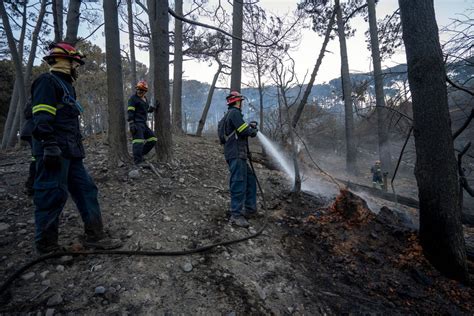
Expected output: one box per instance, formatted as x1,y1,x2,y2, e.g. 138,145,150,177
127,80,157,165
221,91,258,228
31,42,122,254
371,160,384,189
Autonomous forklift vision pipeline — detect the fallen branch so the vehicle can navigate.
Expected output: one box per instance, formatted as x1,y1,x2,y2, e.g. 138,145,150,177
447,76,474,97
452,108,474,140
458,142,474,197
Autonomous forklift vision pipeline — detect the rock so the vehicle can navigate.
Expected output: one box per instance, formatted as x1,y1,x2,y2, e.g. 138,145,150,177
21,272,35,281
56,265,65,272
92,264,102,272
182,262,193,272
0,223,10,232
95,286,107,295
45,308,55,316
155,242,162,250
41,279,51,286
18,229,27,234
254,283,267,300
163,216,171,222
249,228,257,235
117,161,125,168
126,230,134,237
226,312,236,316
128,169,140,179
60,256,74,264
179,178,185,183
40,270,50,279
46,293,63,306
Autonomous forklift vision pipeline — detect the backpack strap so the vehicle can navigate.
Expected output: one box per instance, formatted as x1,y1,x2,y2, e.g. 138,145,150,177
223,110,237,142
49,73,84,113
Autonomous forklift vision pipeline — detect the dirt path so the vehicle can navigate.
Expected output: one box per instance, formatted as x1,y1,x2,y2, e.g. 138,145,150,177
0,135,473,315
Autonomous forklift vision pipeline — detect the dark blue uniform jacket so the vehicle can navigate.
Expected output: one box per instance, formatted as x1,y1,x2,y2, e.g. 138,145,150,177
223,106,257,161
127,94,151,123
31,71,85,158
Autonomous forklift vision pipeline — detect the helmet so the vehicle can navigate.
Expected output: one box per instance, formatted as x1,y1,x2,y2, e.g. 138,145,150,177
375,160,381,165
136,80,148,92
226,91,244,105
43,42,85,65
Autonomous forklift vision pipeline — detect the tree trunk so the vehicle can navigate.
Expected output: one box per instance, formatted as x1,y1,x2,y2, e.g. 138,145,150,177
64,0,81,44
0,1,26,149
172,0,183,134
148,0,172,162
52,0,63,42
368,0,392,173
281,90,301,193
230,0,243,91
8,0,48,147
335,0,357,174
6,1,28,147
103,0,129,165
127,0,137,88
399,0,468,282
196,62,223,136
1,80,18,149
292,9,336,128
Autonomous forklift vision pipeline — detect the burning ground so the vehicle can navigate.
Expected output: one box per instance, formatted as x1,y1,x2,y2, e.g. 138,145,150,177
0,134,473,314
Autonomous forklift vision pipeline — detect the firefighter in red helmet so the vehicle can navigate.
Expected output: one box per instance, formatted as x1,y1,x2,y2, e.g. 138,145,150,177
127,80,157,164
30,42,122,254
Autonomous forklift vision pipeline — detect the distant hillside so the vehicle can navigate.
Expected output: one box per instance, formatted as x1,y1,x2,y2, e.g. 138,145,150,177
182,60,473,133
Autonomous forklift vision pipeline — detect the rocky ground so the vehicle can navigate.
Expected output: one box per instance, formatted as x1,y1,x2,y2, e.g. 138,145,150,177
0,134,473,315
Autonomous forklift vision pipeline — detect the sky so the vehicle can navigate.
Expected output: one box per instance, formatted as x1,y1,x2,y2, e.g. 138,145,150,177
152,0,472,86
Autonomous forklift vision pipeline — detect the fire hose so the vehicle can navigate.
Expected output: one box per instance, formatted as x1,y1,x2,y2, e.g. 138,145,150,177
0,138,268,302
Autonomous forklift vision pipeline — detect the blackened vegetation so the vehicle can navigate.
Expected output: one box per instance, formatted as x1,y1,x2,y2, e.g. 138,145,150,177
277,190,474,314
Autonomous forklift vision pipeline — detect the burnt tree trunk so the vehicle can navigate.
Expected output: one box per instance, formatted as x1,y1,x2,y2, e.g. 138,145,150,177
64,0,81,44
335,0,357,174
6,1,28,147
148,0,172,162
368,0,392,172
0,0,26,149
230,0,243,92
126,0,137,88
196,62,223,137
399,0,468,282
103,0,129,165
52,0,63,42
172,0,183,134
292,9,336,128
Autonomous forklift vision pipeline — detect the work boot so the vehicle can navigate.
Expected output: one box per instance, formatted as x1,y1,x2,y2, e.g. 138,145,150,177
230,216,250,228
81,235,123,250
34,244,64,256
242,210,261,219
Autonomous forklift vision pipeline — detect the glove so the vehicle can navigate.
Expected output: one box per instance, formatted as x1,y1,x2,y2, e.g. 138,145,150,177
129,122,137,135
43,145,61,170
249,121,258,137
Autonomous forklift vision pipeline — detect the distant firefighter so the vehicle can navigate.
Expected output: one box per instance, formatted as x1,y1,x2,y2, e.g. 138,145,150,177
127,80,157,165
371,160,384,189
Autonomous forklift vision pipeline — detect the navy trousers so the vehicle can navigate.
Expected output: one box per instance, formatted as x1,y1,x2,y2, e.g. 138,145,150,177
227,158,257,217
33,157,104,249
132,123,157,164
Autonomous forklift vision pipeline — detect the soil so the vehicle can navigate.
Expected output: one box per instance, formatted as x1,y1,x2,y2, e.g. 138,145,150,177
0,134,473,315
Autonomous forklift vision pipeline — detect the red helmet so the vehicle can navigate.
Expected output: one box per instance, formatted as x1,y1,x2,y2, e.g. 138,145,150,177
136,80,148,92
226,91,244,105
43,42,85,65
